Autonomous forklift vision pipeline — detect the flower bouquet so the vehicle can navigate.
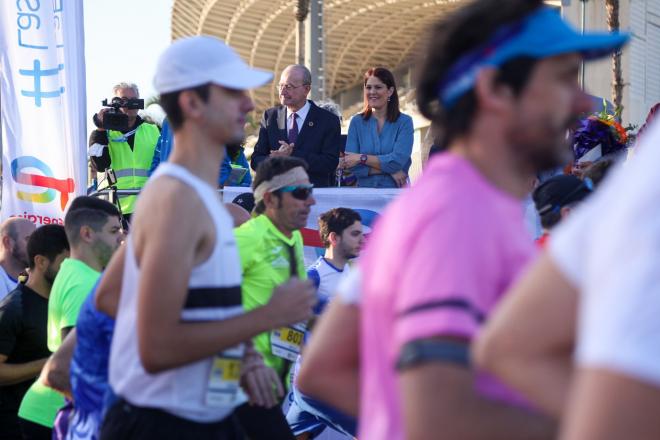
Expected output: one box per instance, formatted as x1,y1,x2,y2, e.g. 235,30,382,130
572,101,636,163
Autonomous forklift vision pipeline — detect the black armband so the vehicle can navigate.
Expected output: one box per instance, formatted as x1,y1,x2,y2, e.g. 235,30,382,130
396,339,470,371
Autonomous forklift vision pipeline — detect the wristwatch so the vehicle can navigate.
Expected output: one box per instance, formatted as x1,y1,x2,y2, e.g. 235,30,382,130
359,154,368,165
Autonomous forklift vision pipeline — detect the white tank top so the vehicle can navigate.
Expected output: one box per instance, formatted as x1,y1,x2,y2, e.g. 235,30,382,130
109,163,246,422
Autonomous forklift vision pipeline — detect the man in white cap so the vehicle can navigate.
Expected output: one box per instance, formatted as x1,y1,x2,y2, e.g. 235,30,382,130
99,36,316,439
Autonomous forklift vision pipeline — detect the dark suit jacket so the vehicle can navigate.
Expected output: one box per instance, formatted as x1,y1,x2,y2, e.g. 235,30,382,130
251,101,341,187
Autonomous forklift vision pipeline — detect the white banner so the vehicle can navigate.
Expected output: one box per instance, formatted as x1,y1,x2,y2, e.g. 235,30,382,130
222,187,402,265
0,0,87,224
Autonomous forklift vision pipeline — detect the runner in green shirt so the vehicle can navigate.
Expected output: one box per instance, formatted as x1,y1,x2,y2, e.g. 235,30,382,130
235,157,315,379
18,197,122,435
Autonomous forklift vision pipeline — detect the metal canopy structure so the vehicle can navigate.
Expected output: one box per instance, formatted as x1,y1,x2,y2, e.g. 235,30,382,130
171,0,462,115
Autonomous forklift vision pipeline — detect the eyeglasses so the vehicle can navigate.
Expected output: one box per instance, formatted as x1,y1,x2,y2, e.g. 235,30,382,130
277,83,308,91
276,184,314,200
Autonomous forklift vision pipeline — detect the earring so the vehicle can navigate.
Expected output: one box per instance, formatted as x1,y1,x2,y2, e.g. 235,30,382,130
387,96,391,102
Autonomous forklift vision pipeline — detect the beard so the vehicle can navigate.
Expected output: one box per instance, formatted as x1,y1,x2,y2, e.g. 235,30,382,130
92,239,116,269
508,117,576,173
44,265,58,285
11,247,29,268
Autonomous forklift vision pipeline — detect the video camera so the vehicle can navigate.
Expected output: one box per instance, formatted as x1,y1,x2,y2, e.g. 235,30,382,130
100,97,144,131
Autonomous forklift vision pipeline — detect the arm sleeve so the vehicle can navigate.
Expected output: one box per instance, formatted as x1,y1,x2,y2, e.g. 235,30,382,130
89,130,111,172
393,214,487,355
0,301,20,356
250,112,272,171
345,117,370,178
377,116,414,174
307,268,321,290
218,155,232,186
60,284,93,329
234,225,256,274
294,114,341,176
149,128,165,176
576,250,660,387
238,152,252,186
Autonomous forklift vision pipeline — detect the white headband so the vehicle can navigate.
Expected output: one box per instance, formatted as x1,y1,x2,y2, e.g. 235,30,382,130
254,166,308,204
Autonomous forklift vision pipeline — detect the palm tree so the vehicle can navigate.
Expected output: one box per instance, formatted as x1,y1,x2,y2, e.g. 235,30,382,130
605,0,624,112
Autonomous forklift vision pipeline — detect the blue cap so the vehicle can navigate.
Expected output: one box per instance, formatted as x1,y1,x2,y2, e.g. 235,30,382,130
438,7,630,108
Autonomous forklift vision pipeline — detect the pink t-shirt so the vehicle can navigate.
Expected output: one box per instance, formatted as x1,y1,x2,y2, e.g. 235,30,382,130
358,152,536,440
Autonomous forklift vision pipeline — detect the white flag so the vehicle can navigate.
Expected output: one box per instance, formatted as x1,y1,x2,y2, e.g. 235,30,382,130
0,0,87,224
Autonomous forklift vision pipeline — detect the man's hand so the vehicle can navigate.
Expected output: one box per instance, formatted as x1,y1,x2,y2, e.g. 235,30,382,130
391,170,408,188
270,141,294,157
264,278,316,328
240,350,284,408
94,108,109,131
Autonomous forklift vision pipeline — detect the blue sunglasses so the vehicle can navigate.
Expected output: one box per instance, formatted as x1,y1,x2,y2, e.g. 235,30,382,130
276,184,314,200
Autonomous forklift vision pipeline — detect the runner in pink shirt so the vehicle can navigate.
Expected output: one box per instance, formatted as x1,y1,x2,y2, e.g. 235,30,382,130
357,151,537,439
297,0,627,438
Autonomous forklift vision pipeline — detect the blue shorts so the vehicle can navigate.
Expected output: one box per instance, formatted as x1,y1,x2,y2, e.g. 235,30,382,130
285,389,357,438
65,408,102,440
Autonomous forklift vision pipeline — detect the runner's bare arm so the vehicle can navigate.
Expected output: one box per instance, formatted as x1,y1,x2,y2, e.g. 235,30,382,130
297,299,360,416
41,329,76,399
400,336,556,440
473,252,578,417
133,180,315,373
560,369,660,440
0,355,47,386
95,244,126,318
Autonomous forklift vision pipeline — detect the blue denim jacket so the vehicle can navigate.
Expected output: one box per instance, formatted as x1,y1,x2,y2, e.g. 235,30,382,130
345,112,414,188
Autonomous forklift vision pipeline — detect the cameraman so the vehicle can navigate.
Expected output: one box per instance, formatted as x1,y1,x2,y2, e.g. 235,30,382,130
88,82,160,225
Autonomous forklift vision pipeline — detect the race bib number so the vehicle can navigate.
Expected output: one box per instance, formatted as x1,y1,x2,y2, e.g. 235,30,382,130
205,345,243,407
270,323,306,361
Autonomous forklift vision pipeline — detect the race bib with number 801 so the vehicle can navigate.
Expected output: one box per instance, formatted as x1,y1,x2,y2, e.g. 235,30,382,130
271,323,306,361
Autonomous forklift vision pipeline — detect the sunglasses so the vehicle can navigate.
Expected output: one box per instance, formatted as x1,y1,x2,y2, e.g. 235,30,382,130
276,184,314,200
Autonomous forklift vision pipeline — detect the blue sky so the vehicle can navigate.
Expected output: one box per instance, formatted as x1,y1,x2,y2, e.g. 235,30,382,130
83,0,173,131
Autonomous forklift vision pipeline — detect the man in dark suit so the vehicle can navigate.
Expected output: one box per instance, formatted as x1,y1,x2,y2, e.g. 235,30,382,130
251,65,341,187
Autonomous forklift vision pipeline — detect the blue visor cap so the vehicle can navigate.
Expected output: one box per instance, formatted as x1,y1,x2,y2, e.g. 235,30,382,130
439,7,630,108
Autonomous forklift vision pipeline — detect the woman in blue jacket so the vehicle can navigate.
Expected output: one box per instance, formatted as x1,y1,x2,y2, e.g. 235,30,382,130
342,67,414,188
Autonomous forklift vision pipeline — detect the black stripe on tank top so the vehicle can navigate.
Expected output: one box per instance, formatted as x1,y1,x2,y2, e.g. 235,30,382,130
183,286,242,309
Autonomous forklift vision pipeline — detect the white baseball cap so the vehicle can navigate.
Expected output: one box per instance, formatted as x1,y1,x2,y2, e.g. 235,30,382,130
153,35,273,94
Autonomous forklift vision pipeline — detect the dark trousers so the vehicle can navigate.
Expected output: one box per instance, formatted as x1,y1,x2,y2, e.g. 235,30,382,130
0,411,22,440
18,419,51,440
234,403,294,440
100,399,241,440
100,399,295,440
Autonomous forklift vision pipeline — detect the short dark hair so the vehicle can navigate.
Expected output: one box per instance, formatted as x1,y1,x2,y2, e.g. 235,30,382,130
27,225,69,269
361,67,401,123
416,0,543,150
64,197,120,245
68,196,121,217
318,208,362,248
159,83,212,130
252,156,309,215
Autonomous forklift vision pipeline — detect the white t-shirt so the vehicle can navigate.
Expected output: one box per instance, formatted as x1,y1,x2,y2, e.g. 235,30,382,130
336,266,361,305
549,120,660,387
0,265,18,302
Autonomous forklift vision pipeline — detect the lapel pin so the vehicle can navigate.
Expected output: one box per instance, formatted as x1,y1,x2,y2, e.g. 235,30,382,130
308,121,314,127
